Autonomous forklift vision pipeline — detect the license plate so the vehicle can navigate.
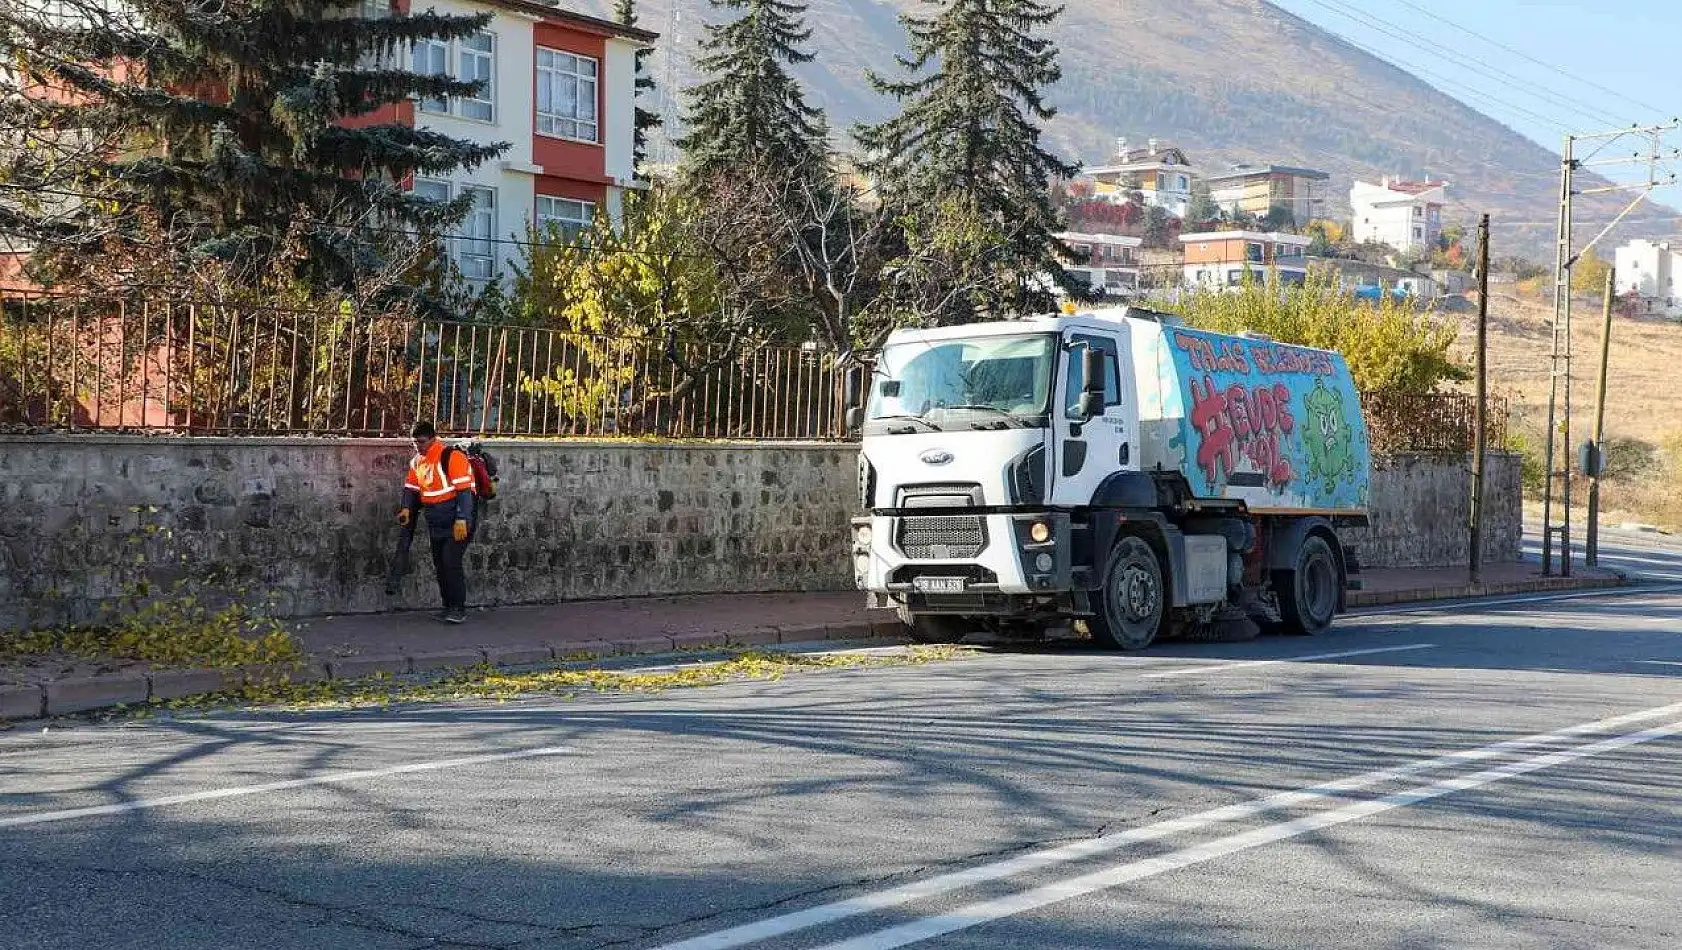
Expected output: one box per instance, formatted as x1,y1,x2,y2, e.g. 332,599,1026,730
913,576,967,594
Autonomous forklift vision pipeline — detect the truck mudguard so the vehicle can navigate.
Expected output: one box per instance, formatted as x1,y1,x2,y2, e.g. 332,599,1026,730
1090,471,1162,509
1263,515,1341,572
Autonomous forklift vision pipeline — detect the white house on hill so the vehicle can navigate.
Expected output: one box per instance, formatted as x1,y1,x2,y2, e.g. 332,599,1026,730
1350,176,1447,252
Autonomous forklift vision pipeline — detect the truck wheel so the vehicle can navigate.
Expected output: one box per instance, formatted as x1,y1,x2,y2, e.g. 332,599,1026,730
1088,536,1166,651
899,610,968,644
1275,535,1340,636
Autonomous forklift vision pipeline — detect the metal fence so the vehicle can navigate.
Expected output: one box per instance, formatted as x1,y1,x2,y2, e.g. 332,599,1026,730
0,289,848,439
1362,389,1509,455
2,288,1506,450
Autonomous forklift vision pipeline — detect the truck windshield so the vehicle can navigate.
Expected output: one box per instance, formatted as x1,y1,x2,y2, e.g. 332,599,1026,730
869,333,1056,420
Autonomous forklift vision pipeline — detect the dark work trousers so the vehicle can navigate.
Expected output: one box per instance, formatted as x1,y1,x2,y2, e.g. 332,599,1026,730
424,506,472,612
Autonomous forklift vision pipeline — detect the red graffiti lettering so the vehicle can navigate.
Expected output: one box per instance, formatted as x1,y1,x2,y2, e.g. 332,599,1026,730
1188,375,1296,491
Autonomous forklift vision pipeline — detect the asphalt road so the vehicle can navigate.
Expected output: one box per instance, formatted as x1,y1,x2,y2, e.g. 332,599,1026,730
4,547,1682,949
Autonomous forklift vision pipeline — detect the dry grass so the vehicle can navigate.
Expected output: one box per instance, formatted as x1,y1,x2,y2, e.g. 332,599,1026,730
1451,291,1682,529
1453,291,1682,445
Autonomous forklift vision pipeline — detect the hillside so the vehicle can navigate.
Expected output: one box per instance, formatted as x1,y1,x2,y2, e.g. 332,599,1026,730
1455,292,1682,529
589,0,1676,259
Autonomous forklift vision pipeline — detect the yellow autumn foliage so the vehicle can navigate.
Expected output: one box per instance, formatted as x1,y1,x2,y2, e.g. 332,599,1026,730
1161,272,1467,394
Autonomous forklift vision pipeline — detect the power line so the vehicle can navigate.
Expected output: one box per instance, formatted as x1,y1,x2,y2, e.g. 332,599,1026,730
1387,0,1669,117
1290,0,1619,132
1299,0,1626,129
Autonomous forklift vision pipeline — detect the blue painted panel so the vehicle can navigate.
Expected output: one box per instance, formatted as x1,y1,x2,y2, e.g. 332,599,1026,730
1162,326,1372,511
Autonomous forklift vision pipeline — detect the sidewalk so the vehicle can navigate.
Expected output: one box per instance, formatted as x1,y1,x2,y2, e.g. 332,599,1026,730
0,561,1626,722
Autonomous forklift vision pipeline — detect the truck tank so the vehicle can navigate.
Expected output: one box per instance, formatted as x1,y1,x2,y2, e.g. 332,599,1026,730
1127,319,1372,516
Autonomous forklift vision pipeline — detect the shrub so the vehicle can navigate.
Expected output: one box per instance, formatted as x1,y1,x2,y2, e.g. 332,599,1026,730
1159,273,1468,394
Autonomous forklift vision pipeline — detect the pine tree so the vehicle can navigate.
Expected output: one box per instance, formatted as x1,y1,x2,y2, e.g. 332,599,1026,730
614,0,660,174
677,0,827,182
0,0,507,292
855,0,1077,313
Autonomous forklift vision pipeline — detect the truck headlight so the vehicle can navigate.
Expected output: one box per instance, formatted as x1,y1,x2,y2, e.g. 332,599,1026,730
855,524,873,547
854,554,870,576
1035,553,1054,572
1029,521,1051,544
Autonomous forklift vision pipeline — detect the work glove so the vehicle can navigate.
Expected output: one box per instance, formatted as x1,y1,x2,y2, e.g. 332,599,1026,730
396,508,411,528
452,519,468,542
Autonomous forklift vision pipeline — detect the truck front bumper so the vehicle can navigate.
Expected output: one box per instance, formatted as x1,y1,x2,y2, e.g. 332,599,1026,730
850,511,1076,616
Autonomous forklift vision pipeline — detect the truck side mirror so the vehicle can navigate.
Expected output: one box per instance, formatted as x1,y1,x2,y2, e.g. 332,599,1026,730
842,365,865,432
842,365,864,410
1079,347,1106,419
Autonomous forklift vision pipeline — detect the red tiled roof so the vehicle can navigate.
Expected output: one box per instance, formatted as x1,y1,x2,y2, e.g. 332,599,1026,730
1386,179,1447,195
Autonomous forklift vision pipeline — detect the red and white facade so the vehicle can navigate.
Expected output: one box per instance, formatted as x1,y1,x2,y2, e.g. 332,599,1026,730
368,0,656,282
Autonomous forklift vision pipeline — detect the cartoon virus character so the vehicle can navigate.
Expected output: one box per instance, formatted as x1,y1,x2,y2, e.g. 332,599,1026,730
1301,379,1355,495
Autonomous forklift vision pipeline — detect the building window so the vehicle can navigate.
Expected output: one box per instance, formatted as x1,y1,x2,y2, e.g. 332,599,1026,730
458,33,495,121
1413,227,1423,240
1245,242,1264,263
459,186,496,281
1176,175,1188,191
1413,206,1423,218
536,47,599,142
411,32,496,120
412,180,498,281
413,38,450,114
361,0,388,17
536,195,595,243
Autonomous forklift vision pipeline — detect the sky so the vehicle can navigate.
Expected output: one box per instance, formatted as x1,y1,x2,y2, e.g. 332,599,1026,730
1269,0,1682,191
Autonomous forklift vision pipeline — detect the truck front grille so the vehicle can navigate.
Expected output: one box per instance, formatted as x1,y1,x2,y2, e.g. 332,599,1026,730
896,515,987,559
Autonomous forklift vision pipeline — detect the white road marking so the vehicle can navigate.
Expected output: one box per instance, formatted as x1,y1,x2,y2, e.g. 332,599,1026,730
1637,660,1682,668
0,745,571,829
1136,643,1436,679
812,716,1682,950
647,701,1682,950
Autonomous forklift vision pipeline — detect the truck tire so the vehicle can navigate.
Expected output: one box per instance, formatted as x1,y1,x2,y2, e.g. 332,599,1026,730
898,609,968,644
1088,535,1166,651
1275,535,1340,636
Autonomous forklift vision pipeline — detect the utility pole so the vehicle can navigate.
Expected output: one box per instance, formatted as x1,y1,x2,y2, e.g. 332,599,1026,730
1586,266,1615,568
1540,120,1680,577
1470,214,1489,586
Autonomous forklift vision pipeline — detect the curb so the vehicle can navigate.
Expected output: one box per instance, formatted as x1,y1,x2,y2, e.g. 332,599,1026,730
0,576,1625,724
1347,573,1623,608
1,618,902,724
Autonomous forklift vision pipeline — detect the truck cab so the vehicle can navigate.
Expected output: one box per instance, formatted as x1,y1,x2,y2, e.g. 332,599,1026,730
845,306,1370,649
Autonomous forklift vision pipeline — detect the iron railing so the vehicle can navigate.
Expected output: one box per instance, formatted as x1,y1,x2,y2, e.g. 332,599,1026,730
1,288,1506,451
1362,389,1509,455
0,289,847,440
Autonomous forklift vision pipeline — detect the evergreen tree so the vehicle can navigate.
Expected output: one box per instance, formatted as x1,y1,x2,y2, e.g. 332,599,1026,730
0,0,506,292
677,0,827,182
855,0,1077,314
615,0,660,174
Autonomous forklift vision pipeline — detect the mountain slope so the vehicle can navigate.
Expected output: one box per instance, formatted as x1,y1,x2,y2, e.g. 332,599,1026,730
592,0,1674,258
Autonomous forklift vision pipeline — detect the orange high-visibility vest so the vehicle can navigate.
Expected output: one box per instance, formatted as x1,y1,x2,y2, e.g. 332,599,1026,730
405,441,474,505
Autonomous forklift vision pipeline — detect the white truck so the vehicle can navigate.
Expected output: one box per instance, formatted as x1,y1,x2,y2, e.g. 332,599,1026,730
842,306,1372,649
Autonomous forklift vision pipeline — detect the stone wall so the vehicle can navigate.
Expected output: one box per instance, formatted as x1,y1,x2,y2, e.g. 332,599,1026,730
1341,452,1523,569
0,437,855,631
0,438,1518,631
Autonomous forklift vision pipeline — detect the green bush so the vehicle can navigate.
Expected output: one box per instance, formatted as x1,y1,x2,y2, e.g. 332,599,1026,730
1160,273,1468,394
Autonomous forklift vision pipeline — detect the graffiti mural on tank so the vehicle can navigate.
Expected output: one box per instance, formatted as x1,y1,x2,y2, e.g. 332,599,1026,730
1162,327,1372,513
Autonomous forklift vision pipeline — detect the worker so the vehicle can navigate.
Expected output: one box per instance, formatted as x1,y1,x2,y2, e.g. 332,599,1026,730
397,421,475,624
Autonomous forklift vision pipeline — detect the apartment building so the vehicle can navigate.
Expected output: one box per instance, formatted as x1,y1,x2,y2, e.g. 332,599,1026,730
1203,164,1329,226
1081,138,1198,218
388,0,655,283
1614,238,1682,318
1180,230,1311,290
1350,176,1447,252
1,1,656,289
1056,231,1144,298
